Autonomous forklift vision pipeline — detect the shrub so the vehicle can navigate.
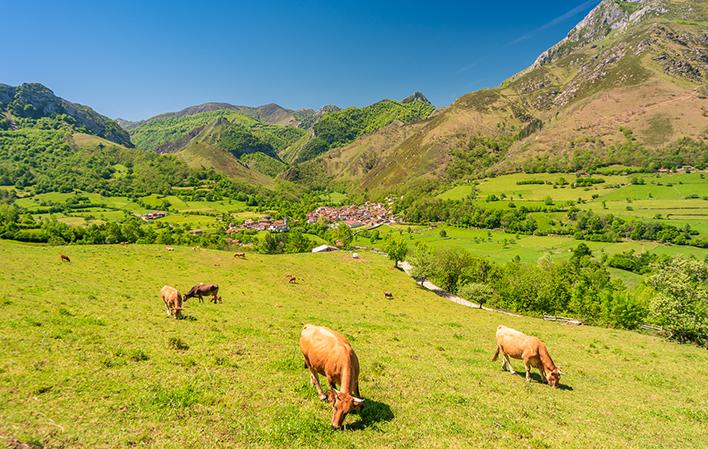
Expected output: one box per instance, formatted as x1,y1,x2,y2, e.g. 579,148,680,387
646,257,707,345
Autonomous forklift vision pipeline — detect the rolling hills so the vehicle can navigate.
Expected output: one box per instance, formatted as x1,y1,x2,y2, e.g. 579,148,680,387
315,0,708,192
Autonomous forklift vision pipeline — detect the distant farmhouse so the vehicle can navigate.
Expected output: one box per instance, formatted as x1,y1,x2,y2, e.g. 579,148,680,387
307,203,395,229
140,211,167,221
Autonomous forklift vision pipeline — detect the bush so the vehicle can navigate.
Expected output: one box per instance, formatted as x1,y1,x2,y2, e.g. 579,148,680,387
646,257,707,345
458,282,494,307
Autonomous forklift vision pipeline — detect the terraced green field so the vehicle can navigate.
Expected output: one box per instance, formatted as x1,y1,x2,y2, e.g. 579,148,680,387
0,241,706,448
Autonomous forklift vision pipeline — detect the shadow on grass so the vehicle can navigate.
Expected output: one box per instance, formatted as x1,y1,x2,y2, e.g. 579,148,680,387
182,315,197,321
346,399,394,431
515,371,573,390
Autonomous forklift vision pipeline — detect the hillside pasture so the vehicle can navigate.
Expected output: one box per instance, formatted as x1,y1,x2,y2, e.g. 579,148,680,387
0,241,706,448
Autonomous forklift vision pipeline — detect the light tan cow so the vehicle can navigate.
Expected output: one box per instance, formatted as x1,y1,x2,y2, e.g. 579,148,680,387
492,325,562,387
160,285,183,319
299,324,364,429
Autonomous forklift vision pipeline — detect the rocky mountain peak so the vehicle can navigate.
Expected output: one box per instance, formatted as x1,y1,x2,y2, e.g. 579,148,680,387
534,0,669,67
401,91,431,104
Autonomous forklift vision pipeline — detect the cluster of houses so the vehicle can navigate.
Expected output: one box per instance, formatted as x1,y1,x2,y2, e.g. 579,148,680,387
658,165,695,174
306,203,396,229
226,215,289,233
140,211,167,221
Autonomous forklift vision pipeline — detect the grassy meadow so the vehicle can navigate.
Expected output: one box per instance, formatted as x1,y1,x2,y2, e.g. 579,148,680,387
1,241,706,448
438,172,708,238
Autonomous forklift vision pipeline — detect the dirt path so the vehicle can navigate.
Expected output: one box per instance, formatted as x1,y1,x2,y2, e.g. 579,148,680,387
397,261,481,308
398,261,521,316
397,261,522,316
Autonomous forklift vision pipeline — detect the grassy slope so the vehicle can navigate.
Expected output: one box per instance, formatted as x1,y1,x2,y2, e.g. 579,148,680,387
0,241,706,448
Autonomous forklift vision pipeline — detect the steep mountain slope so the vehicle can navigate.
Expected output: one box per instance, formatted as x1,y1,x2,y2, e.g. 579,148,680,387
173,119,280,185
284,96,436,164
0,83,132,146
319,0,707,192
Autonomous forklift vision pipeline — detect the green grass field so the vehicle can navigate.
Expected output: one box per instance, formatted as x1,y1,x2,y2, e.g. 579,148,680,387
0,241,706,448
438,172,708,238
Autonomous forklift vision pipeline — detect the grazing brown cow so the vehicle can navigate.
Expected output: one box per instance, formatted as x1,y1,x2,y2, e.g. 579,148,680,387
384,291,393,299
184,283,221,303
300,324,364,430
492,325,562,387
165,246,174,251
160,285,183,319
60,254,71,262
234,252,246,259
286,274,297,284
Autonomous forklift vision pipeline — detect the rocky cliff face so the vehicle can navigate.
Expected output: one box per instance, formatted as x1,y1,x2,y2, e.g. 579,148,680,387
1,83,132,147
534,0,669,66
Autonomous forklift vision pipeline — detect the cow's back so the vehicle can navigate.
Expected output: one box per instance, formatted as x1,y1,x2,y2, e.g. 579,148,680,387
300,324,353,375
496,326,540,359
161,285,181,305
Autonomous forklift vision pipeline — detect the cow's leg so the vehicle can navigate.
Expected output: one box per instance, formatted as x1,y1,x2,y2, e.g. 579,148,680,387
503,353,516,374
307,368,327,401
164,301,171,317
522,357,532,382
327,377,338,403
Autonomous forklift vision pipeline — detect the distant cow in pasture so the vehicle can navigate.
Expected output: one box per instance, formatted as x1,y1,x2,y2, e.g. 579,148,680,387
492,325,562,387
184,283,221,304
234,252,246,259
299,324,364,430
160,285,183,319
60,254,71,262
165,246,174,251
384,291,393,299
286,274,297,284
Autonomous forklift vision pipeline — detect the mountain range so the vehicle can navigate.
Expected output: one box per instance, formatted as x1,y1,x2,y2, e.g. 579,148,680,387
1,0,705,193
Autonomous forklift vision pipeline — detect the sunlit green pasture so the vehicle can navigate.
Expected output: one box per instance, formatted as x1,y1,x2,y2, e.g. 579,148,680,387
0,241,705,448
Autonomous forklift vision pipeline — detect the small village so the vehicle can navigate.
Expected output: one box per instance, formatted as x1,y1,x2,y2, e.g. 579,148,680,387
306,203,396,229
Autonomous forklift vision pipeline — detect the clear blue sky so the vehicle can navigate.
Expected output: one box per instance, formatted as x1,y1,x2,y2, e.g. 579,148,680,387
0,0,600,120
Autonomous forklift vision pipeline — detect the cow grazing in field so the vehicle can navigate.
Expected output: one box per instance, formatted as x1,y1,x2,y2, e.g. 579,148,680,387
286,274,297,284
160,285,183,319
60,254,71,262
165,246,174,251
234,252,246,259
184,283,221,304
299,324,364,430
492,325,562,387
384,291,393,299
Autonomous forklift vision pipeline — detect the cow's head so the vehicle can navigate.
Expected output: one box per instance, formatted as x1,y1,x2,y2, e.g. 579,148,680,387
331,389,364,430
546,367,562,387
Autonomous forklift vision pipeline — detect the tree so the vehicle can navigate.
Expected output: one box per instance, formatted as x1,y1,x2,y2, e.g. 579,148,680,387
458,282,494,308
646,257,707,345
333,223,353,248
385,237,408,268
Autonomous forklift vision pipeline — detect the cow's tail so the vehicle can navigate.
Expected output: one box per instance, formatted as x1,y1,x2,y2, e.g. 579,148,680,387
491,346,500,361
